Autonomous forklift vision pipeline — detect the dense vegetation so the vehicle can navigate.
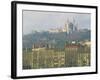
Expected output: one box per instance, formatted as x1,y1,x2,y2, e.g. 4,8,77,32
23,29,90,49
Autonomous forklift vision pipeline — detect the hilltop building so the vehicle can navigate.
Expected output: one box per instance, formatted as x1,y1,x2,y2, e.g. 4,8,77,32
48,19,78,34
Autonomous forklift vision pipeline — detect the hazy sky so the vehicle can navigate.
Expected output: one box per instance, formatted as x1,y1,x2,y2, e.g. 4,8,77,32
23,10,91,35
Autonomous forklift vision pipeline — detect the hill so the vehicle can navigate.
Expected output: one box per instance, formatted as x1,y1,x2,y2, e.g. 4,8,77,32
23,29,90,49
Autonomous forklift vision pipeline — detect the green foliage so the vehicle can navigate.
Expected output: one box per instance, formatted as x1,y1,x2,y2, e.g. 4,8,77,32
23,30,90,49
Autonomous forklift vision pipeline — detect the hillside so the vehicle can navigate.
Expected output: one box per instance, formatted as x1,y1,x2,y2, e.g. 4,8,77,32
23,29,90,49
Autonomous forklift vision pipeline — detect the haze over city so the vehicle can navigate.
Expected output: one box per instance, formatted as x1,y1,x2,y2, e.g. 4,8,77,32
23,10,91,35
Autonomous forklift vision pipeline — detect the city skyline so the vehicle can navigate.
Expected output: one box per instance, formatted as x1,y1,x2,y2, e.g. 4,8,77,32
23,10,91,35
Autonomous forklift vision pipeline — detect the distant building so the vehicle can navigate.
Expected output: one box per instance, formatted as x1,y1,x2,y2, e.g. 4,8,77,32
83,41,91,47
79,40,91,47
65,43,80,67
65,44,80,51
32,42,47,51
31,42,65,68
32,41,56,51
48,19,78,34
